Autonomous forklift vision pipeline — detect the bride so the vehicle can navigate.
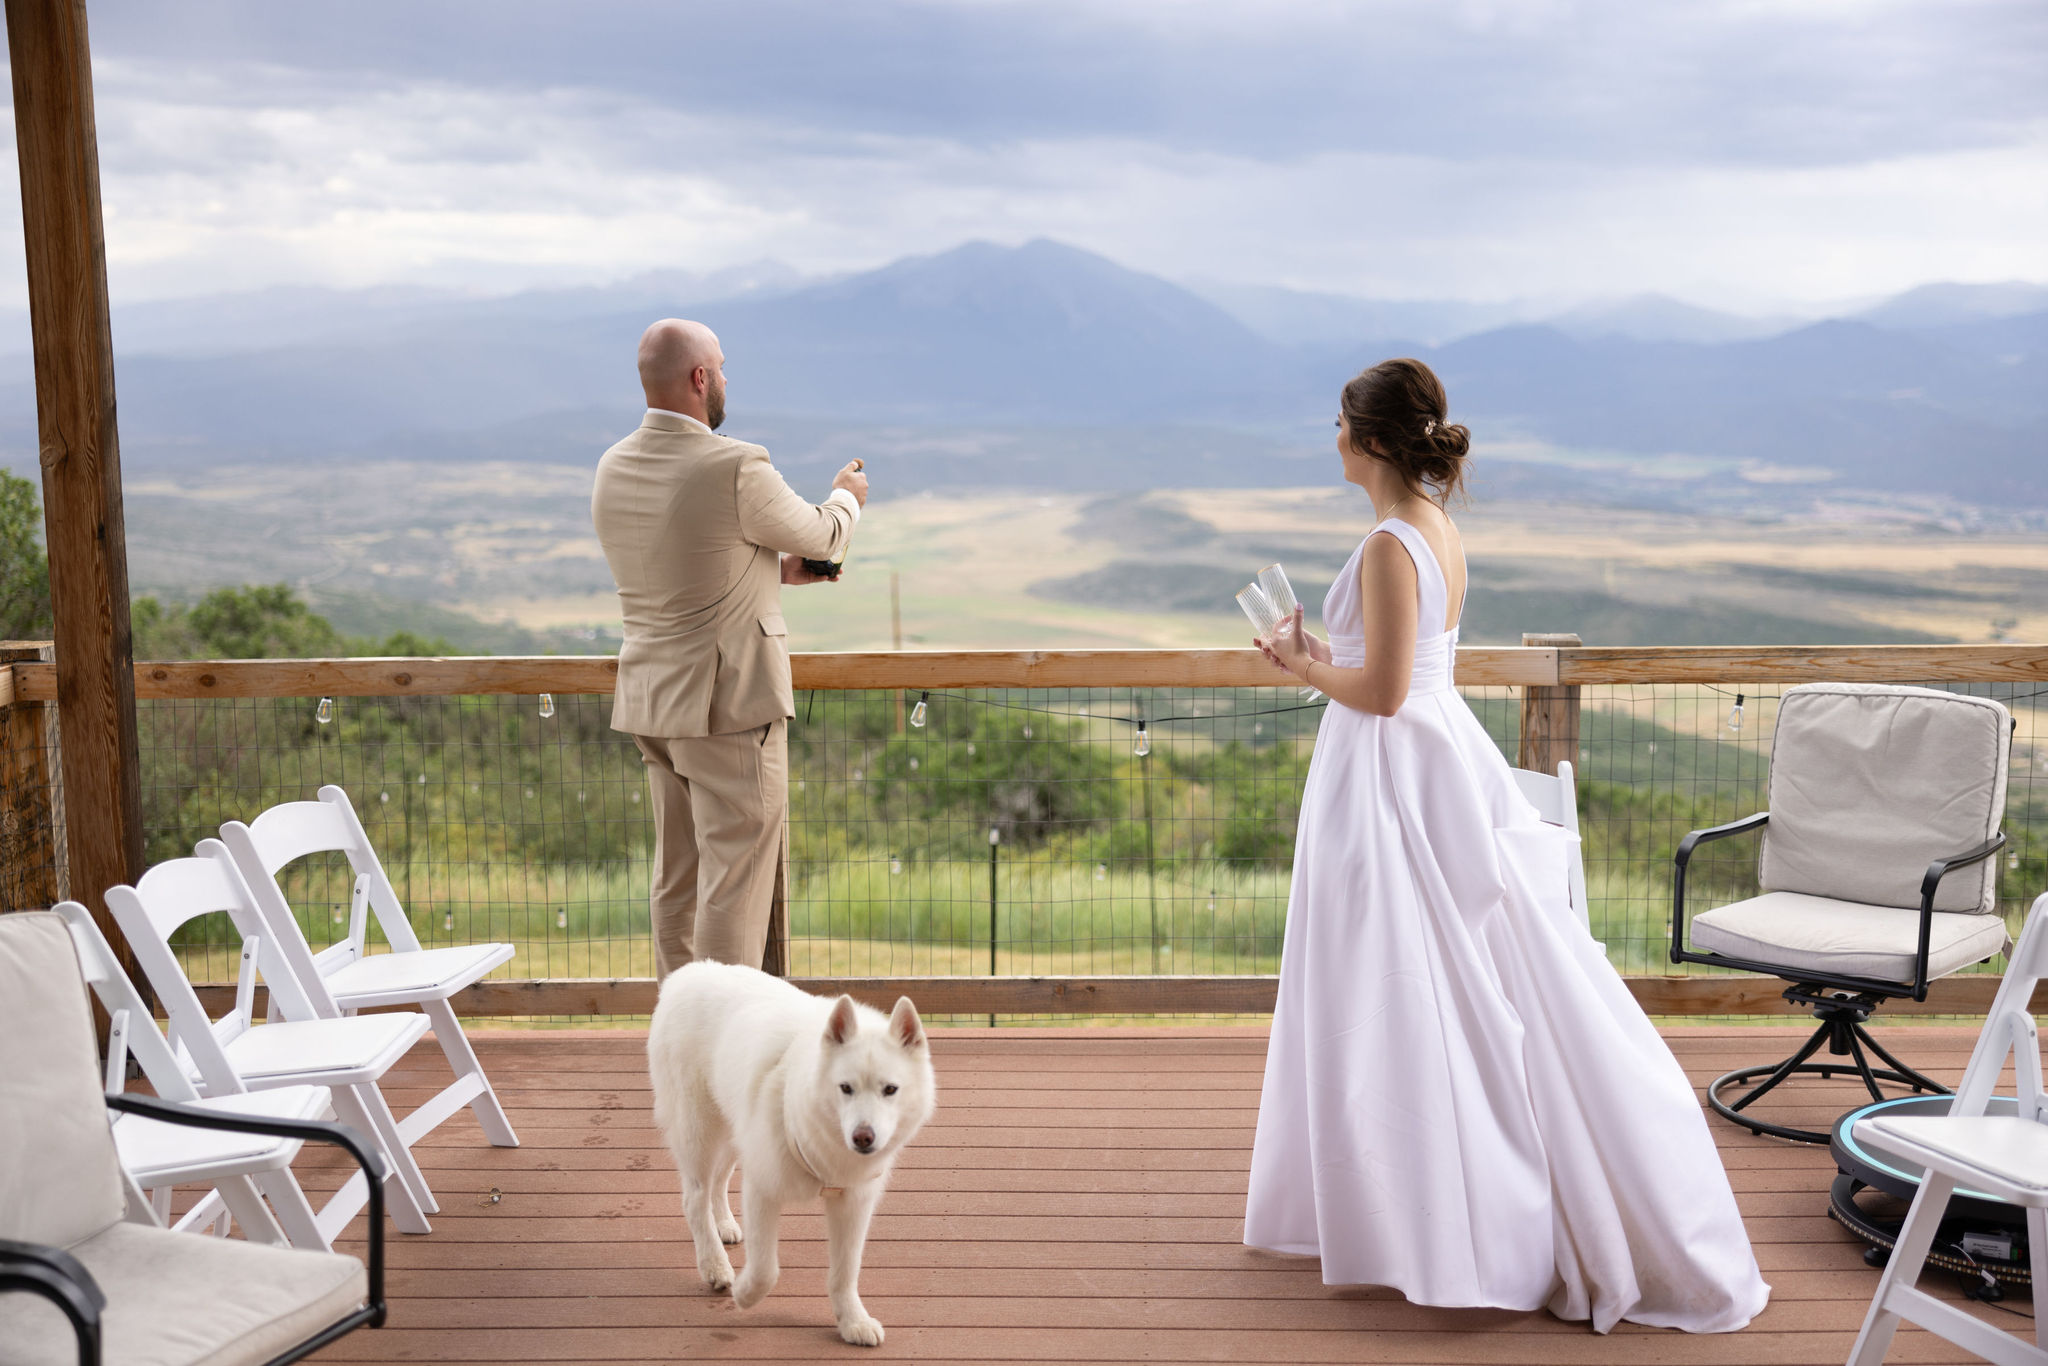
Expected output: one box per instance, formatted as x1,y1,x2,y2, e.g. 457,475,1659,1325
1243,358,1769,1333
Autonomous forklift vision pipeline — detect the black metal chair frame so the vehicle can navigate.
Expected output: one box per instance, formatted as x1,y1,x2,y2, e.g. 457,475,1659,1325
0,1094,387,1366
1671,812,2008,1144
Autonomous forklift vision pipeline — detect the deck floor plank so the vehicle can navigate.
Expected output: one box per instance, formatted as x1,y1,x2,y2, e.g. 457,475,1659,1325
303,1025,2020,1365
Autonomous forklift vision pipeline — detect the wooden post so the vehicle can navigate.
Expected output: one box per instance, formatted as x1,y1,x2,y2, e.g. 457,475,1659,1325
7,0,144,970
1518,632,1582,776
0,641,66,911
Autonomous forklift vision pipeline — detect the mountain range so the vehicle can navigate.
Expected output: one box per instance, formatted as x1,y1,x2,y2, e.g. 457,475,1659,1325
0,240,2041,506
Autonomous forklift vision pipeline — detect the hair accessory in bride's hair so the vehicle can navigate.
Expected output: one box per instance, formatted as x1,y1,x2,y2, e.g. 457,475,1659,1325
1423,418,1439,435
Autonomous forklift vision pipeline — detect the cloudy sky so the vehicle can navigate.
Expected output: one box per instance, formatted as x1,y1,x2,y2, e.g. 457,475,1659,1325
1,0,2043,311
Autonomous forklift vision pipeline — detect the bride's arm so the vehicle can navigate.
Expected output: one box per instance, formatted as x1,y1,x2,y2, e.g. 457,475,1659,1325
1265,535,1416,716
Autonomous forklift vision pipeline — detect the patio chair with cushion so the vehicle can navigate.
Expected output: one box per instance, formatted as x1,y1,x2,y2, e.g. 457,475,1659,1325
1848,890,2048,1365
221,785,519,1149
1670,682,2012,1143
0,910,386,1366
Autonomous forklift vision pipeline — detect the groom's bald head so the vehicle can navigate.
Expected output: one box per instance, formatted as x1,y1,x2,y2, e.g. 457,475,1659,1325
639,318,726,429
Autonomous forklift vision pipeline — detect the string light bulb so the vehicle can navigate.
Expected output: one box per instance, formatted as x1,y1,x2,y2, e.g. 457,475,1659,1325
1133,722,1151,758
315,697,334,725
1726,693,1745,734
890,856,902,875
2012,847,2023,871
556,908,568,930
1095,863,1107,881
910,692,928,728
442,912,454,932
538,692,556,720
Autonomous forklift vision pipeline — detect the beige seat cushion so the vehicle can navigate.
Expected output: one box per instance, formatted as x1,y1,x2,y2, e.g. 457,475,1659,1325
1692,891,2010,985
0,913,129,1249
0,1222,365,1366
1761,683,2009,913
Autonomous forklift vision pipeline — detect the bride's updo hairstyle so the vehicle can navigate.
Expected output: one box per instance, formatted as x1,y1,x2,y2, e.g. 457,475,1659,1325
1340,358,1471,504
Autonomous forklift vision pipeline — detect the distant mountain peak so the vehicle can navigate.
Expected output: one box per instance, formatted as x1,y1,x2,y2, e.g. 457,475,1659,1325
1855,281,2048,331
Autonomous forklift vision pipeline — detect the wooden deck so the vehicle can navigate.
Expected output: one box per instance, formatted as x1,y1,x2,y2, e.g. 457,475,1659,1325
309,1026,2032,1365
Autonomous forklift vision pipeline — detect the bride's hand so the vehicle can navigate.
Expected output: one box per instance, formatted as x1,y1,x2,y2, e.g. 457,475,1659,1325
1262,606,1315,679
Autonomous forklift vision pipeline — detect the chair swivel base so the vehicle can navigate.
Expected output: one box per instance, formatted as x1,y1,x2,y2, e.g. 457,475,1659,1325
1706,986,1948,1145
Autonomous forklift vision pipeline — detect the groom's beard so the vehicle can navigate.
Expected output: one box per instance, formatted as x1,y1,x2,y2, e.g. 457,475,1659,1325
706,381,726,431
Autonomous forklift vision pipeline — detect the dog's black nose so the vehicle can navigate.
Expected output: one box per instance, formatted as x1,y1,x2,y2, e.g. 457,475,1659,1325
852,1125,876,1152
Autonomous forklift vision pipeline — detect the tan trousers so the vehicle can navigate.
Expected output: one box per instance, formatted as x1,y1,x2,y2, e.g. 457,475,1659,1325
634,720,787,978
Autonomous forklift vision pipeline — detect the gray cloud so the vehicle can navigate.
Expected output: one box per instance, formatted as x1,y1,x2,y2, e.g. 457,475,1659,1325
0,1,2038,311
72,0,2048,168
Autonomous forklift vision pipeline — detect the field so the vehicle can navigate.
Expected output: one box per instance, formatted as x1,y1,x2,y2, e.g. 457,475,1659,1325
124,460,2048,652
114,458,2047,1010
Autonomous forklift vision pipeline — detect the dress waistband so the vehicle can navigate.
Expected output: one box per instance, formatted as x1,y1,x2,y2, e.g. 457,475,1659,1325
1326,633,1456,695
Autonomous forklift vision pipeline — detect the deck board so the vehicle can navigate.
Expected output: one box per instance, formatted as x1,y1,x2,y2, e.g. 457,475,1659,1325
303,1026,2028,1364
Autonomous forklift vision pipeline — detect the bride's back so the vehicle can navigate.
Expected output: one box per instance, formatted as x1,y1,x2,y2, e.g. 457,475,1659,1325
1383,499,1466,635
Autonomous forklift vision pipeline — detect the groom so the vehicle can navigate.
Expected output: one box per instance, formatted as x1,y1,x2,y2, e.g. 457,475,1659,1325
593,319,868,976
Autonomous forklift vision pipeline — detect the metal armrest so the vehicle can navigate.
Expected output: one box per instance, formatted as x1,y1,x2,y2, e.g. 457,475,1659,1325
103,1094,387,1324
1903,832,2011,1000
0,1239,104,1366
1920,833,2008,911
1669,811,1769,965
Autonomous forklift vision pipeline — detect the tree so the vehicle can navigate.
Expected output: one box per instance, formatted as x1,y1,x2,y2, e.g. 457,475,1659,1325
186,583,347,659
0,467,52,640
131,584,454,659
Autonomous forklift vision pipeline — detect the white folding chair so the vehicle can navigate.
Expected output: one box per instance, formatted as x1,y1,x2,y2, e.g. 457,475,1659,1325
54,901,338,1251
104,841,439,1235
1849,891,2048,1365
1512,759,1589,927
221,784,519,1148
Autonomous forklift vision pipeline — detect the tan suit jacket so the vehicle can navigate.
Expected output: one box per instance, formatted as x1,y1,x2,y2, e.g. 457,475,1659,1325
593,412,856,738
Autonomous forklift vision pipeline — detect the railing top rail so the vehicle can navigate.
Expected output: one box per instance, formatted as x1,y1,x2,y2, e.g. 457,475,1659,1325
4,643,2044,702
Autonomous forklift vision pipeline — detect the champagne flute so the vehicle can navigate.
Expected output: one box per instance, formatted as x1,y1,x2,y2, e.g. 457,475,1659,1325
1236,583,1283,641
1255,564,1321,699
1256,564,1300,635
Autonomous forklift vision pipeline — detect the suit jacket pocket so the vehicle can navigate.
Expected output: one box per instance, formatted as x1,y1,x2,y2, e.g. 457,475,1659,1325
759,614,787,637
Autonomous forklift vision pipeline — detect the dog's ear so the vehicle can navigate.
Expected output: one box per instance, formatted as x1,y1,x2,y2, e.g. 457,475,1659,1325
823,994,859,1046
889,996,926,1051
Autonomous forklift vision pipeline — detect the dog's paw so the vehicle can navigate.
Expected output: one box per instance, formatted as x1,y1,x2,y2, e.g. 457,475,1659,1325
731,1266,777,1310
837,1313,885,1347
717,1214,742,1245
697,1253,734,1292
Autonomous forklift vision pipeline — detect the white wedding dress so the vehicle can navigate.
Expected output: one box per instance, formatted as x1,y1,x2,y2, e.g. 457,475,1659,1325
1243,518,1769,1334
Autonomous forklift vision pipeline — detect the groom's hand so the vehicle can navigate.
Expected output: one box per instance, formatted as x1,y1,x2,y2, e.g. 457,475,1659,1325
781,553,832,585
832,460,869,507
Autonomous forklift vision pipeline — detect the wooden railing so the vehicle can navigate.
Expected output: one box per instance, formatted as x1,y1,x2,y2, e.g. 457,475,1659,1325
4,642,2045,1018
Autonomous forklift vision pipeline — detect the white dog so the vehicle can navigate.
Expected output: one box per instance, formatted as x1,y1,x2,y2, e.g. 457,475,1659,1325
648,962,936,1346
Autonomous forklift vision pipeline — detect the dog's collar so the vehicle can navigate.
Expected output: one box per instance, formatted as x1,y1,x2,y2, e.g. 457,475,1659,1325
789,1131,844,1198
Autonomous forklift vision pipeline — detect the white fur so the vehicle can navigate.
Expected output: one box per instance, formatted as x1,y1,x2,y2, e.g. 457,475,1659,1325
648,962,936,1347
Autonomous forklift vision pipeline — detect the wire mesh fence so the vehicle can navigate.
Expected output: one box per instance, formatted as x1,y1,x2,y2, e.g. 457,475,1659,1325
2,676,2043,1006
